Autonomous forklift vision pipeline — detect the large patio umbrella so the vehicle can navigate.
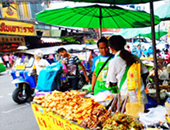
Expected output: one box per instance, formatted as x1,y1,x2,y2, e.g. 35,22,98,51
154,3,170,21
140,29,167,40
36,4,160,37
117,28,168,39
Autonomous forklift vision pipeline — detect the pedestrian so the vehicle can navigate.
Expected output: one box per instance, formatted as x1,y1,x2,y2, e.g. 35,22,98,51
9,53,14,68
57,47,89,90
3,54,10,68
21,54,26,63
106,35,148,102
136,44,143,58
33,49,50,75
91,37,114,95
147,46,153,57
88,49,98,70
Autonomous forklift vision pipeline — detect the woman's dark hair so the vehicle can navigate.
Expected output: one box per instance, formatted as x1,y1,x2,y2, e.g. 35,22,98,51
97,37,108,47
109,35,137,66
57,47,67,53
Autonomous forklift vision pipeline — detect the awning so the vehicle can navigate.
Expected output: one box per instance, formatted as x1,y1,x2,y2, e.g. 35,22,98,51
40,38,62,43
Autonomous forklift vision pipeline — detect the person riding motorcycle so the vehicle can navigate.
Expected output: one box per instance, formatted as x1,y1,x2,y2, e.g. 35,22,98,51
33,49,50,76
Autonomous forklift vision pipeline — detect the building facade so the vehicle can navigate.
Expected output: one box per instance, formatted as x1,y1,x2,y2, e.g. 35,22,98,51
0,2,55,52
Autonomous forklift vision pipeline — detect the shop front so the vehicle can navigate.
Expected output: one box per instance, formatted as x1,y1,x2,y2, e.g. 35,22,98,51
0,36,25,52
0,19,36,52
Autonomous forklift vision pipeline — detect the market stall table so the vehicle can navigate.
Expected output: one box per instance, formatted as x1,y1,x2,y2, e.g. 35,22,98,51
31,90,144,130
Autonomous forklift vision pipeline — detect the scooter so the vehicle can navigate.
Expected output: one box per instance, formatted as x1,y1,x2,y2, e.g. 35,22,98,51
11,70,36,104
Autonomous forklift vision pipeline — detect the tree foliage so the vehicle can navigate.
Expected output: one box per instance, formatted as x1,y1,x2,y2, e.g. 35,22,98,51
60,37,80,44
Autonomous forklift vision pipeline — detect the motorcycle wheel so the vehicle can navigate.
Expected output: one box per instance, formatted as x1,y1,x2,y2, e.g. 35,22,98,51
12,84,31,104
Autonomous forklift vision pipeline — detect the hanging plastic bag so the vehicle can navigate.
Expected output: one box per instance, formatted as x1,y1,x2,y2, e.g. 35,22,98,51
36,62,63,91
127,62,141,91
126,62,144,118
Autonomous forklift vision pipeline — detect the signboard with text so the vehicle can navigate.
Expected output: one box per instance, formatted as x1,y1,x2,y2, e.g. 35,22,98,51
1,2,19,20
0,20,35,36
31,103,87,130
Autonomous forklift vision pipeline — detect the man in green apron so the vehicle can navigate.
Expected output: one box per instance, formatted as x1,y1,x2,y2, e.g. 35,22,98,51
91,37,114,95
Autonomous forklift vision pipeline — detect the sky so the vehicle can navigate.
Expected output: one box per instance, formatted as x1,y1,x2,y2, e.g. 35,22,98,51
50,0,167,11
139,0,166,13
48,0,169,33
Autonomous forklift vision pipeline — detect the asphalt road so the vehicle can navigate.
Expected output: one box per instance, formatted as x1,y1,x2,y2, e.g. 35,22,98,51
0,69,39,130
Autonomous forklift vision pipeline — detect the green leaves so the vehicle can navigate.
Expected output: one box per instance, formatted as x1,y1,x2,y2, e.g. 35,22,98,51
60,37,80,44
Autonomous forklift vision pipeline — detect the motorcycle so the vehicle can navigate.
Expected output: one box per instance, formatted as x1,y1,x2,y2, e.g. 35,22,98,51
11,52,37,104
11,50,58,104
11,70,36,104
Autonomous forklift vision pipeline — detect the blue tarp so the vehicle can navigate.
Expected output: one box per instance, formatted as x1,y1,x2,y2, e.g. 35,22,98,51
36,62,63,91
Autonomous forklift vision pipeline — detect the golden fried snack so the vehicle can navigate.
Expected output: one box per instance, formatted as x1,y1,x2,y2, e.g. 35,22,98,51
102,112,143,130
33,90,110,129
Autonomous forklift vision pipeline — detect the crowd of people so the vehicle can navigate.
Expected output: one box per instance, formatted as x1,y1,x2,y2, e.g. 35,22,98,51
19,36,150,99
5,35,170,106
51,36,149,104
126,42,170,60
1,53,15,68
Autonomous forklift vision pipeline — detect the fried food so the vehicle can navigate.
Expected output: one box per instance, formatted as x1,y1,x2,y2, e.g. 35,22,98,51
33,90,110,129
102,112,143,130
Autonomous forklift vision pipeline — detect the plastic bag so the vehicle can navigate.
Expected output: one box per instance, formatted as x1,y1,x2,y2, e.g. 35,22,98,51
91,90,114,102
139,105,167,125
127,62,141,91
159,69,169,80
36,62,62,91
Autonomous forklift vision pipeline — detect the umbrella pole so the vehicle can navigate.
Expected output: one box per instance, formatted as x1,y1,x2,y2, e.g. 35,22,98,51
150,0,160,105
99,7,102,38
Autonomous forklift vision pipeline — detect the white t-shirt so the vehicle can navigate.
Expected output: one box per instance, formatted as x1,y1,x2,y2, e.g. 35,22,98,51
34,59,50,75
106,51,148,96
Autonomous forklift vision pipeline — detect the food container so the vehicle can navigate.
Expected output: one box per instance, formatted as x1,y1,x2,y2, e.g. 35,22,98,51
126,93,145,118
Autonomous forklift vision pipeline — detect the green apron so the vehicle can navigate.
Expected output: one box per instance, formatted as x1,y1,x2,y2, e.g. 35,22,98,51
94,56,112,95
94,55,129,95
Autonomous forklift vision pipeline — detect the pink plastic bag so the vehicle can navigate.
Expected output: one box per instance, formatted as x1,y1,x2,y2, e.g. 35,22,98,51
62,63,68,73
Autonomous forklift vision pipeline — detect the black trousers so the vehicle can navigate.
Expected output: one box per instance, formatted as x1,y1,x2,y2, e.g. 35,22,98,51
68,77,79,90
4,61,10,68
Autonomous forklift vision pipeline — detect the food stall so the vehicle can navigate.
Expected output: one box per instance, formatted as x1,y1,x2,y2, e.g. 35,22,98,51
31,90,144,130
31,52,170,130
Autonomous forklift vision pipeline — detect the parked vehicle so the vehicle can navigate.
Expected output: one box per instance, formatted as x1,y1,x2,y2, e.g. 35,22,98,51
11,51,37,104
0,55,6,73
0,63,6,73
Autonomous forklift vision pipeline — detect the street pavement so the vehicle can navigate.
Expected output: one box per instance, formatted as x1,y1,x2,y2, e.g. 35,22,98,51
0,69,39,130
